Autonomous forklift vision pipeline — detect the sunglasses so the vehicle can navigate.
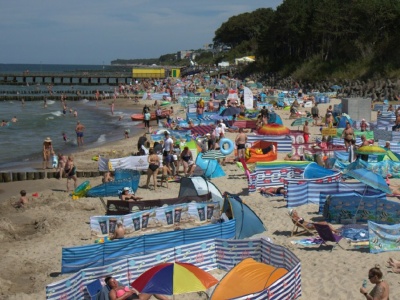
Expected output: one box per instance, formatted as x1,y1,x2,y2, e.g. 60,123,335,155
368,274,375,279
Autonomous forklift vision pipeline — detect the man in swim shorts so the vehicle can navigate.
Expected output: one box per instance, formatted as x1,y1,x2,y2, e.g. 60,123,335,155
341,122,354,150
75,121,85,147
235,128,247,160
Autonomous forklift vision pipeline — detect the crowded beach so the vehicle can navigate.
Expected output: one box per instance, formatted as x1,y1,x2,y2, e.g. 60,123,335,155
2,74,400,299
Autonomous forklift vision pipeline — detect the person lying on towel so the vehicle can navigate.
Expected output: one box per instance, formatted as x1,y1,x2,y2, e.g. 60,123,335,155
260,186,286,196
289,209,339,234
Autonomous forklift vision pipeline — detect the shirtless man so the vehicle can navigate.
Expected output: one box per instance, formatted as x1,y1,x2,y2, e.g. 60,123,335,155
235,128,248,160
75,121,85,147
11,116,18,123
342,122,354,150
109,221,125,240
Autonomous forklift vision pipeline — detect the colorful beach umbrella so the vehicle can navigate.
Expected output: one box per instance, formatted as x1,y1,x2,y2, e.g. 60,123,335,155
290,117,313,127
202,150,226,160
131,262,219,295
347,169,392,194
356,145,387,156
257,123,290,135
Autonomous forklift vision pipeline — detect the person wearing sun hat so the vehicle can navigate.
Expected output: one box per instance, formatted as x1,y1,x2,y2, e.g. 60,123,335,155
42,137,53,169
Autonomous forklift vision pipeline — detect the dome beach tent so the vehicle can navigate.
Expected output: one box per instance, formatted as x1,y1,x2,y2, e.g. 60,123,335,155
211,258,288,300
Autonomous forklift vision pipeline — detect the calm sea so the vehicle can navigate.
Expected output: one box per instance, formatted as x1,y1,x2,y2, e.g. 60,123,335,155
0,63,141,171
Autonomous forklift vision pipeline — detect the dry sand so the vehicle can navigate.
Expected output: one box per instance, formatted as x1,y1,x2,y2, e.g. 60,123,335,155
1,97,400,300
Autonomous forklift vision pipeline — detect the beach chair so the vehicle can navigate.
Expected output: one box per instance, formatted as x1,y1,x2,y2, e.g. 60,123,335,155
288,213,316,237
86,279,103,300
314,223,344,250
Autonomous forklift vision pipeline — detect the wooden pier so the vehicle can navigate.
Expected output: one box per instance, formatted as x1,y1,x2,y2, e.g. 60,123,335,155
0,71,134,86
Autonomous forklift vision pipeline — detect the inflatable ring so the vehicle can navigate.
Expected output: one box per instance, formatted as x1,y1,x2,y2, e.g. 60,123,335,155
73,180,91,197
219,138,234,155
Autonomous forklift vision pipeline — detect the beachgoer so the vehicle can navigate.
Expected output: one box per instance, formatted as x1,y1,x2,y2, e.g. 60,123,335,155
11,116,18,123
137,133,148,152
160,160,171,188
62,132,68,142
102,171,114,183
341,122,354,150
289,209,339,233
215,123,224,141
348,139,357,163
110,101,114,115
144,110,151,133
235,128,247,160
42,137,53,169
207,132,216,150
172,142,181,175
311,103,319,125
359,265,389,299
180,146,196,177
384,141,391,150
260,186,286,196
156,106,162,125
360,119,368,132
65,155,77,192
145,148,160,190
120,187,142,201
124,129,129,139
360,135,370,162
13,190,29,208
57,153,67,179
303,120,310,143
109,221,125,240
75,121,85,147
73,110,78,118
105,276,169,300
163,132,173,166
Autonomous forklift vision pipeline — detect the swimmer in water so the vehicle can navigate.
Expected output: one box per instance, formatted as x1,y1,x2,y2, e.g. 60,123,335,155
62,132,68,142
11,116,18,123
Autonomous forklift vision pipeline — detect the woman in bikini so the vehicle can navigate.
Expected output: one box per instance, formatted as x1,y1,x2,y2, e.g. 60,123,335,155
105,276,169,300
145,148,160,190
64,155,77,192
359,265,389,299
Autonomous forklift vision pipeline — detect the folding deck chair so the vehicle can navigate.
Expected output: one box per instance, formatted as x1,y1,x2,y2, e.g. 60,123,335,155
288,212,316,237
313,223,344,250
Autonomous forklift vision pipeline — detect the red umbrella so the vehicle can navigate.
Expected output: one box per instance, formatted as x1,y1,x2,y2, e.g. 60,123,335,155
257,123,290,135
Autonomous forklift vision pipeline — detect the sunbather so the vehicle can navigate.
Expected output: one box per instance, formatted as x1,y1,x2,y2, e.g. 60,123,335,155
289,209,339,234
260,186,286,196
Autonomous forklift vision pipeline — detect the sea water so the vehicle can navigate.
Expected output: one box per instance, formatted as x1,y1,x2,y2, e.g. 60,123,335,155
0,98,141,171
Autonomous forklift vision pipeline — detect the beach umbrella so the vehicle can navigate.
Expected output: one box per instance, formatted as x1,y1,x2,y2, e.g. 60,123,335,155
131,262,218,296
219,107,241,117
290,117,313,127
331,85,342,90
202,150,226,160
257,123,290,135
356,145,387,156
347,169,392,194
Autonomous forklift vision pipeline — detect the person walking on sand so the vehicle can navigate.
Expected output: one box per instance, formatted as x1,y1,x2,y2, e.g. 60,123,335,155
42,137,53,169
235,128,247,160
75,121,85,147
303,120,310,143
65,155,77,192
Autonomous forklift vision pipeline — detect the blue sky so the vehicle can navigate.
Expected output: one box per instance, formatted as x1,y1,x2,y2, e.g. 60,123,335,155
0,0,282,65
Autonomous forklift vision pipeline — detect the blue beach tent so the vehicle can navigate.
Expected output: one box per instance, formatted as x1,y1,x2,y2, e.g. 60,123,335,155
223,193,266,239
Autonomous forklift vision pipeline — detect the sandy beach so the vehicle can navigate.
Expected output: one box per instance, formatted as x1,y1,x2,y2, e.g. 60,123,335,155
1,96,400,300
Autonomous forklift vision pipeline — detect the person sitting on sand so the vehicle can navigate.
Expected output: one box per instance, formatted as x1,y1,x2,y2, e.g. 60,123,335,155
289,209,339,233
13,190,29,208
120,187,143,201
109,221,125,240
105,276,169,300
